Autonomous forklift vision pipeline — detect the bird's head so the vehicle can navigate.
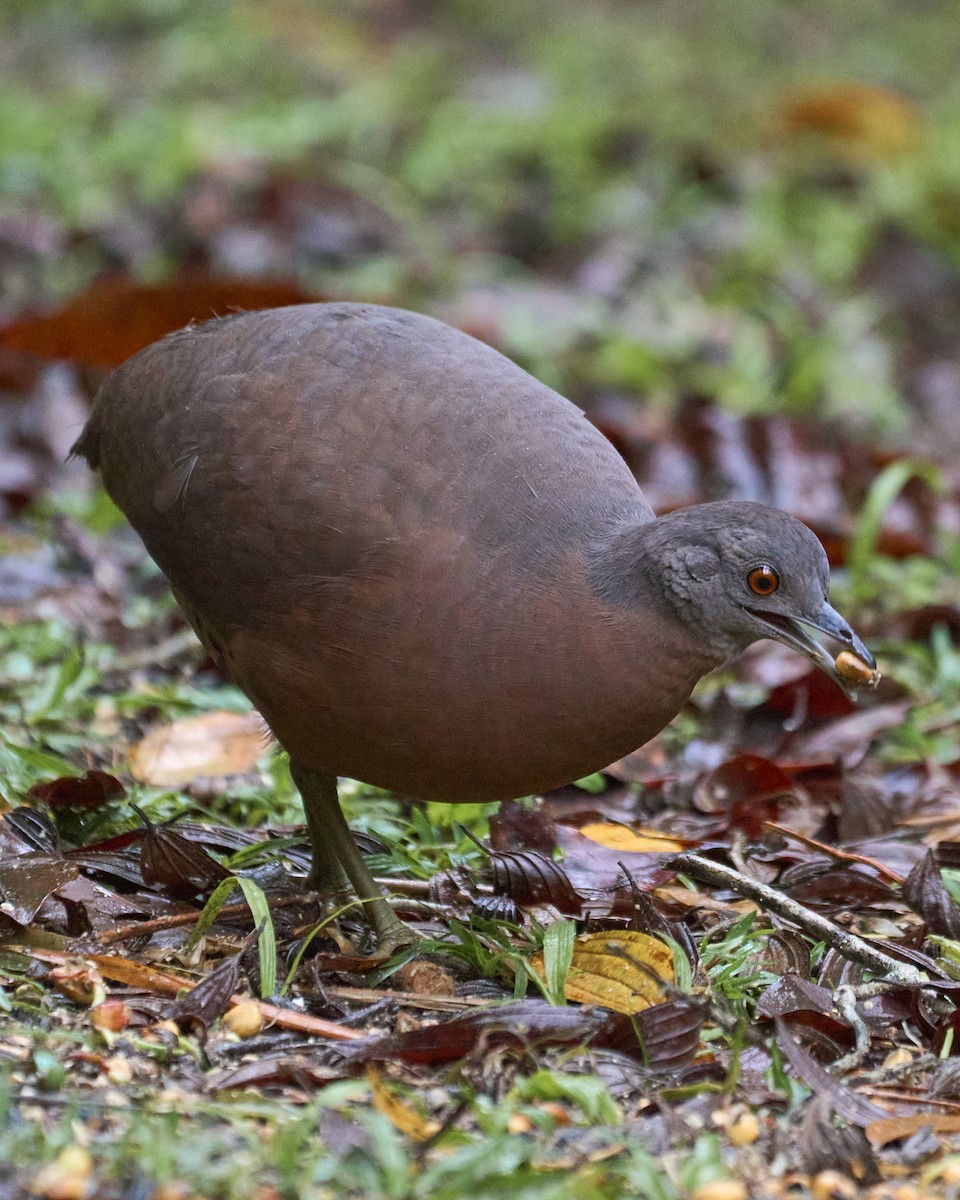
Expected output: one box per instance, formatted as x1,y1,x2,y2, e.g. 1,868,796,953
628,500,876,698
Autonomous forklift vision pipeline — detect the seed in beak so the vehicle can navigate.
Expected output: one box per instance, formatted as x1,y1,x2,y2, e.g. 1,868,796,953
834,650,880,689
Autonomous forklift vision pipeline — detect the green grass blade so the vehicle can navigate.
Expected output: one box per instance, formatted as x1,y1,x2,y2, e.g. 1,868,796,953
184,876,276,999
542,919,576,1006
848,458,943,602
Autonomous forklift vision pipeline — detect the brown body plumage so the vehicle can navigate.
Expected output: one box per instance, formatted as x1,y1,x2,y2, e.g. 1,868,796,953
75,302,874,945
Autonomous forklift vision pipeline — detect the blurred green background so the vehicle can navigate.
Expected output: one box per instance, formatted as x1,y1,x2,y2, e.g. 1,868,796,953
3,0,960,431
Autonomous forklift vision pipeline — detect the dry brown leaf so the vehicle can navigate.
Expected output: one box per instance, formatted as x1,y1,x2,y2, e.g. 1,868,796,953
866,1112,960,1148
531,930,675,1015
129,711,267,786
577,824,687,853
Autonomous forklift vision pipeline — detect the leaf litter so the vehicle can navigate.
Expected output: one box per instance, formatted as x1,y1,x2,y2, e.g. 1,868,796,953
5,7,960,1196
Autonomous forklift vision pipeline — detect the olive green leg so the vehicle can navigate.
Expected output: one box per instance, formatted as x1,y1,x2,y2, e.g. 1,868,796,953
291,763,416,951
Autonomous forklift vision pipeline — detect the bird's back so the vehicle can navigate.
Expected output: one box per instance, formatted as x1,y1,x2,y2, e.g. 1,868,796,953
77,303,701,800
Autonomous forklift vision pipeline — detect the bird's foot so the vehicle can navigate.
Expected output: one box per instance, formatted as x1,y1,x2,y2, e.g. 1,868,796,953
306,874,419,955
365,895,421,955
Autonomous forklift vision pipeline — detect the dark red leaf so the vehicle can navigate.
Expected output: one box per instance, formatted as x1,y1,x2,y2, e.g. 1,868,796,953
168,954,243,1035
0,853,79,925
627,998,704,1069
896,604,960,643
693,755,796,836
484,846,583,915
137,809,231,898
763,931,813,976
337,999,618,1067
210,1055,344,1092
788,702,912,764
780,1010,856,1058
489,798,559,855
28,770,125,811
1,807,58,854
902,851,960,939
799,1092,882,1184
765,668,857,720
779,861,898,911
757,975,834,1020
0,272,317,369
774,1017,888,1127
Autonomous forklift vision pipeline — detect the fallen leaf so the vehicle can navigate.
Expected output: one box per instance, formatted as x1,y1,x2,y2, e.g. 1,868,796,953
28,770,125,811
0,854,79,925
394,960,456,998
779,83,921,159
0,273,316,368
532,930,675,1014
866,1112,960,1148
138,813,231,896
902,850,960,938
484,844,583,914
130,710,267,786
577,824,687,853
339,998,632,1065
368,1068,441,1142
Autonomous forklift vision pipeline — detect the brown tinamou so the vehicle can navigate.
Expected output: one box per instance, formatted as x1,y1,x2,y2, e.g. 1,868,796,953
74,303,875,947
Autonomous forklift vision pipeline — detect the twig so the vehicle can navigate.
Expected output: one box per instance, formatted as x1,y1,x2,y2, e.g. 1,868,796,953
860,1088,960,1110
323,985,492,1012
763,822,905,885
16,946,364,1042
372,878,434,897
831,984,871,1072
97,894,309,944
668,852,934,988
854,1052,938,1086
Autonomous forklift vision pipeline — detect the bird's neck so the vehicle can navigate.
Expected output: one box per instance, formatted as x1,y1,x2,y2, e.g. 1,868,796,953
587,516,727,677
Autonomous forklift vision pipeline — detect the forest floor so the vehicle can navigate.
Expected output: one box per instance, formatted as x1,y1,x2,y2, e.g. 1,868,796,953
4,2,960,1197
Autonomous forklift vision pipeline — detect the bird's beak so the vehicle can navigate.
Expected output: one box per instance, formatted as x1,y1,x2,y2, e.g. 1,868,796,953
749,600,876,700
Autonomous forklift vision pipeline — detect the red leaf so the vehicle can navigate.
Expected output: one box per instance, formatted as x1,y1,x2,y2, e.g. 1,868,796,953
28,770,125,811
0,273,317,369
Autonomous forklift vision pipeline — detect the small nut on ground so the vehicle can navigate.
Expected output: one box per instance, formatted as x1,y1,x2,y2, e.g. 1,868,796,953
834,650,880,689
222,1000,264,1038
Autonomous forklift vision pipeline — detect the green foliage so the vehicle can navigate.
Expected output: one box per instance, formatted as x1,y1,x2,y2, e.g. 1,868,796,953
511,1070,619,1125
4,0,960,425
185,875,277,998
540,918,576,1006
848,459,944,603
378,916,546,999
699,913,779,1018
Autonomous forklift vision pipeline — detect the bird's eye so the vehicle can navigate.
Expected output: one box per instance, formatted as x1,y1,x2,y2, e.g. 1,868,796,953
747,564,779,596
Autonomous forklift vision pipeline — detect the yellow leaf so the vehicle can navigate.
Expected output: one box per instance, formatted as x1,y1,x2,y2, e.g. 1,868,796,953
531,930,675,1015
368,1068,441,1142
779,83,921,159
578,823,687,853
129,711,267,786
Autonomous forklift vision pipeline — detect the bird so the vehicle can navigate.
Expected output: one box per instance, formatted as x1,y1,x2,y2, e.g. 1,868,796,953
73,302,876,949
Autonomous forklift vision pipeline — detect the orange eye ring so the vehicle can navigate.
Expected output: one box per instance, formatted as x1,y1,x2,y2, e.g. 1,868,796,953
747,564,779,596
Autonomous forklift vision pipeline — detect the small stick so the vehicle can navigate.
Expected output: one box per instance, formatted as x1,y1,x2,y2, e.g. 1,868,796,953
17,946,364,1042
831,984,871,1072
763,821,905,885
97,895,309,944
669,852,932,988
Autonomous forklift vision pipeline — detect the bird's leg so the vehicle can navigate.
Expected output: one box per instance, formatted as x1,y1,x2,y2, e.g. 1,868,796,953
290,763,416,952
